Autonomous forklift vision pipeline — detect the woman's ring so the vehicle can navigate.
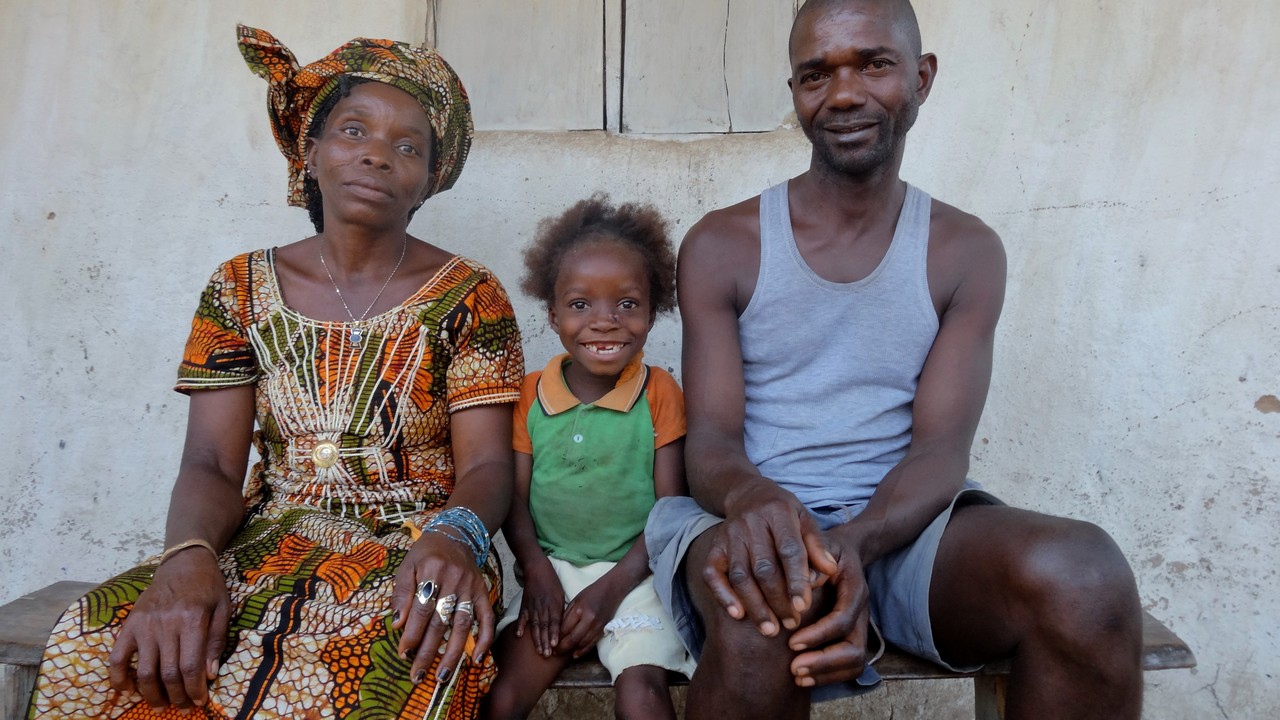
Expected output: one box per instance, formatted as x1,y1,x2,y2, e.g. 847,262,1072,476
436,593,458,623
455,600,474,617
415,580,437,606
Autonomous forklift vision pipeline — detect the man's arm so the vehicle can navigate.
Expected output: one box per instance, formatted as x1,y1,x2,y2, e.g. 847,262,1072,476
789,209,1008,684
840,209,1006,564
679,206,834,636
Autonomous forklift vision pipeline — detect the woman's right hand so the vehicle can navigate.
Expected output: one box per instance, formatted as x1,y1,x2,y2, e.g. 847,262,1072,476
516,557,566,656
108,550,231,710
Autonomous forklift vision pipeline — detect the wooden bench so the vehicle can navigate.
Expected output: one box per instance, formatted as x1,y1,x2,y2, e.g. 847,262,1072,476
1,581,1195,719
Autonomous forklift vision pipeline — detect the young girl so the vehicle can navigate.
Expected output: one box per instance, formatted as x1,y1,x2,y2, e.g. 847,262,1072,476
482,195,694,719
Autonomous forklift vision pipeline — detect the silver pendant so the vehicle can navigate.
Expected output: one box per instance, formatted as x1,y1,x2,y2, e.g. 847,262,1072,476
350,327,364,345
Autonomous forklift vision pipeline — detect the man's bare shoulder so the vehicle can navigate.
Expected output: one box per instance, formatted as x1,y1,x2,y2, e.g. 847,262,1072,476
925,197,1006,316
930,198,1002,249
929,197,1006,271
683,194,762,254
679,194,764,312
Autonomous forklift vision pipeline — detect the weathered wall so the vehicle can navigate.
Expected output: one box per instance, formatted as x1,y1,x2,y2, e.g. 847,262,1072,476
1,1,1275,718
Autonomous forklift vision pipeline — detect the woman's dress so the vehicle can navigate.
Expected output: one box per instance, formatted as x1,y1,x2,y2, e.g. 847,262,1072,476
27,248,524,719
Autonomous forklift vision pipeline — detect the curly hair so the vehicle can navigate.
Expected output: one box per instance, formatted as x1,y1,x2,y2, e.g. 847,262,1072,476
302,75,428,232
521,193,678,316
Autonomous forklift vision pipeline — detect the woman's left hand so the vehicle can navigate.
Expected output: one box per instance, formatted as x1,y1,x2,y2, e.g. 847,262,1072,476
391,530,492,685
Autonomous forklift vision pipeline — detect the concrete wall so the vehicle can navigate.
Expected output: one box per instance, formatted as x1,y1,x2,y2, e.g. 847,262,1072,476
2,1,1276,718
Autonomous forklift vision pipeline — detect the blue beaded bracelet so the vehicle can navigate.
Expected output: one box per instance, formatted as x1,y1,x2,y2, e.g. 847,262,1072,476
425,506,490,566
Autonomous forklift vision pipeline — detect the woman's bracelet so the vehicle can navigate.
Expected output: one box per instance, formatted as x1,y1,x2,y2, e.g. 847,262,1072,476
424,507,490,566
158,538,219,566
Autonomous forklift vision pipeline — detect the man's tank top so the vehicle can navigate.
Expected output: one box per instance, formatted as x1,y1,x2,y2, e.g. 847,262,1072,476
739,181,938,511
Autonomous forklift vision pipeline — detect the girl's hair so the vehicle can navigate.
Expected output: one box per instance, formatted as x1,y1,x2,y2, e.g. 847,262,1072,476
302,76,427,233
521,193,677,315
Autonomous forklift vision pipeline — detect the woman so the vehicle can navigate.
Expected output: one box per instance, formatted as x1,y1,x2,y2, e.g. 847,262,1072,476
28,25,523,719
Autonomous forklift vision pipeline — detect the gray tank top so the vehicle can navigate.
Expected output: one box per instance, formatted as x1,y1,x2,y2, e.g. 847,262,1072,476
740,181,938,510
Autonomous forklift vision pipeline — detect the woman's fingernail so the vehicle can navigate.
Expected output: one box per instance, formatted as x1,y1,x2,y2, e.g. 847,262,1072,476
782,617,799,630
413,669,426,684
437,667,452,684
760,621,778,636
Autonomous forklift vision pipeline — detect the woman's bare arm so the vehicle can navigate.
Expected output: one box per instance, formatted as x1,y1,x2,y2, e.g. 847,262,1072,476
109,384,255,710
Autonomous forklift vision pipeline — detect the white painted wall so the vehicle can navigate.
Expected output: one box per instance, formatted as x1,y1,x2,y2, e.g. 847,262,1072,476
1,1,1275,718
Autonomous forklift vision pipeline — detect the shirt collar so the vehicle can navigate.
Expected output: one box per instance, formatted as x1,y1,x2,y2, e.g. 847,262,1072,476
537,352,648,415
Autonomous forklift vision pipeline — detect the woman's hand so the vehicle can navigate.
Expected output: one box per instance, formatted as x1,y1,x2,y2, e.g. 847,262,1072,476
107,386,252,709
107,551,230,710
515,557,566,657
391,530,493,685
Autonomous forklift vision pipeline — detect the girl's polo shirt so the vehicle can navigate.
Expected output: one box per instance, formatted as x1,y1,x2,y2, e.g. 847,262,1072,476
513,354,685,565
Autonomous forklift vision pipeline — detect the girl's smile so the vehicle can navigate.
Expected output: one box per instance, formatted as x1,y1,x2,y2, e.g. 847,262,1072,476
548,240,654,403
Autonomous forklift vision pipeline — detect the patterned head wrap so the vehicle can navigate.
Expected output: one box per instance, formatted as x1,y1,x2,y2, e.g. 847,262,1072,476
237,24,473,206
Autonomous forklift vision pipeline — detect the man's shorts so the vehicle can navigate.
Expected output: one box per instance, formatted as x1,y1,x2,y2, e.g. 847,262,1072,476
498,556,697,683
644,486,1001,701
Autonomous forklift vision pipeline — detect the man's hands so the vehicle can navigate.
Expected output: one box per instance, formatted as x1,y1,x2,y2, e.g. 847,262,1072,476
108,551,230,710
703,478,835,635
787,531,872,687
701,480,875,686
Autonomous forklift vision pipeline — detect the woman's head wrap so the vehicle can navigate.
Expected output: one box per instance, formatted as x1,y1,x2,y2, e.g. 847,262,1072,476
236,24,473,206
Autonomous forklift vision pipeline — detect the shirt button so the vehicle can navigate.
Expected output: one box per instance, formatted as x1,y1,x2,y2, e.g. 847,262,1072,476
573,434,584,443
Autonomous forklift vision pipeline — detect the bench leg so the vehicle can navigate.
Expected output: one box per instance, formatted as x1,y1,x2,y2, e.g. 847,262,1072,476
973,675,1007,720
1,663,35,720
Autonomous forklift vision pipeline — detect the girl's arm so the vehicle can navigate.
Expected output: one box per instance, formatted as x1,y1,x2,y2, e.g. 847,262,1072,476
556,438,686,657
503,451,567,655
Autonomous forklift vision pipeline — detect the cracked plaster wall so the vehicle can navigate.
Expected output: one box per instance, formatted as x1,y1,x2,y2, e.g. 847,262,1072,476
1,1,1276,718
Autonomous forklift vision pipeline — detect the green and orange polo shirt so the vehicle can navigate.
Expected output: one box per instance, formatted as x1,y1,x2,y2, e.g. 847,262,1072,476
513,354,685,565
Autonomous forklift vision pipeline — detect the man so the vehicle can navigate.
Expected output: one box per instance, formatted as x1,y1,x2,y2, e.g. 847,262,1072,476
644,1,1143,718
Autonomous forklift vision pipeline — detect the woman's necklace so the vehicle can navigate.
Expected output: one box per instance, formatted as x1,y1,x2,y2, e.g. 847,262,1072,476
318,235,408,345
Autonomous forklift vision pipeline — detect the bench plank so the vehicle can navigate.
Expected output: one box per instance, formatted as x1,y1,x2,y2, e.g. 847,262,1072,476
0,582,1196,720
0,581,96,666
0,582,96,720
548,609,1195,688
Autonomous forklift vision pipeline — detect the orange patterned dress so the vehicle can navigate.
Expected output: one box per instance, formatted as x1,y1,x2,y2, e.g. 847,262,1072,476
28,249,524,719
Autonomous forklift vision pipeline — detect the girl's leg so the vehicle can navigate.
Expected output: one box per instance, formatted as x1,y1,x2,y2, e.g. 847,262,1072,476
613,665,676,720
481,625,571,720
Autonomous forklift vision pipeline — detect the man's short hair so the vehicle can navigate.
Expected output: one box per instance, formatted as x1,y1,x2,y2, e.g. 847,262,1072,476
790,0,923,60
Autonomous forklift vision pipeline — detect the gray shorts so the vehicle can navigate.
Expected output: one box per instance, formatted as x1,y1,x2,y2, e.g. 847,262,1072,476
644,486,1001,701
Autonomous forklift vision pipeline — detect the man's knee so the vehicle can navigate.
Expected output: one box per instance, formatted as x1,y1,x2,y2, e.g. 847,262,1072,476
1010,518,1141,644
684,525,811,664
